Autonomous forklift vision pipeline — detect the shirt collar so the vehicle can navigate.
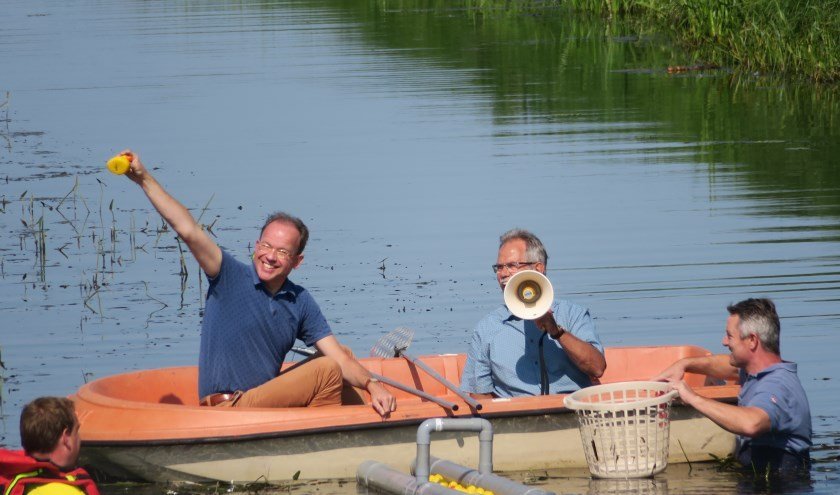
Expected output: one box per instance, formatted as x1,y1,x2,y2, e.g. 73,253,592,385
248,262,295,298
498,304,519,322
750,361,797,378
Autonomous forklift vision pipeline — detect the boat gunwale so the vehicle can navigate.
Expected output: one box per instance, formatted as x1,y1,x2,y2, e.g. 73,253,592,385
76,387,739,447
73,346,739,445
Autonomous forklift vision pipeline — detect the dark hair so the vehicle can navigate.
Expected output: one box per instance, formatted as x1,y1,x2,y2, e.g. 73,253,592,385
261,212,310,255
499,228,548,266
727,298,781,355
20,397,78,455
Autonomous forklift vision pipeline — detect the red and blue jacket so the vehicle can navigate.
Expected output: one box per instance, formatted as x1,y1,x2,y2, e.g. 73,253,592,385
0,449,100,495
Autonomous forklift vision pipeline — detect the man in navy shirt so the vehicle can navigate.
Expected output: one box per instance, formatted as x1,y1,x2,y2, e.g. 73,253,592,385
120,151,395,416
655,298,811,472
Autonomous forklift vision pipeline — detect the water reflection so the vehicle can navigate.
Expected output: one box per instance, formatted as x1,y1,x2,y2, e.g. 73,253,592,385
588,477,668,495
1,0,839,493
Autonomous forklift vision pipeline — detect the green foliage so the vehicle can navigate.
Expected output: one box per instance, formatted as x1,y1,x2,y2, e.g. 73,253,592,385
560,0,840,82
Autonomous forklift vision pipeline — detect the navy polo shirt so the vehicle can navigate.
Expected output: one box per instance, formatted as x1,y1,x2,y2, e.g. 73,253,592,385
198,250,332,398
737,362,812,457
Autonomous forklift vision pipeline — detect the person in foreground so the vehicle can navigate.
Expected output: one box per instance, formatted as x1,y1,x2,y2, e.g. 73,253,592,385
118,150,395,416
654,298,812,473
0,397,100,494
460,229,606,398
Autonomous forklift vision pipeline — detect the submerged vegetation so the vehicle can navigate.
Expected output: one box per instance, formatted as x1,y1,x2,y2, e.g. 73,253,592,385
561,0,840,82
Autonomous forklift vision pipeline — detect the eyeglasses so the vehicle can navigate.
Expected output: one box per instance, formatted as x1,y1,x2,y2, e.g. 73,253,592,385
491,261,538,274
254,240,293,260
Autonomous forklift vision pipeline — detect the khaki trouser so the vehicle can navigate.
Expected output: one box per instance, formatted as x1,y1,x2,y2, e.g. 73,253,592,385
212,347,355,408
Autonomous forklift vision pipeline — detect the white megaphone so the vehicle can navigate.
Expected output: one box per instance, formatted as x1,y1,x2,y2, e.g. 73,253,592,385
503,269,554,320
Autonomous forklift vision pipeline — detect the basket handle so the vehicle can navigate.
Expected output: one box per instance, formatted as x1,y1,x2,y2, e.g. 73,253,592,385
661,389,679,403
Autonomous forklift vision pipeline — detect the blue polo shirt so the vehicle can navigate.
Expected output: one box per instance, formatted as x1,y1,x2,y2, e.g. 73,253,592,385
460,300,603,397
737,362,812,457
198,250,332,398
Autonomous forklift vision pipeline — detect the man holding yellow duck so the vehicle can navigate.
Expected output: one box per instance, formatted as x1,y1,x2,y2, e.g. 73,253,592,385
112,151,395,416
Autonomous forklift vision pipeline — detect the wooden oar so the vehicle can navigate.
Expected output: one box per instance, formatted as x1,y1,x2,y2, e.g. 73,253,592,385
290,347,459,411
370,328,483,411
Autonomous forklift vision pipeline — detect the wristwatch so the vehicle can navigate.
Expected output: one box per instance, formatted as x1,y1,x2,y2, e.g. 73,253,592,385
550,324,566,340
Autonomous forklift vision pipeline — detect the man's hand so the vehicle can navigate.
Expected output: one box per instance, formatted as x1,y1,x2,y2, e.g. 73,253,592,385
651,359,687,382
534,310,562,338
117,149,150,185
665,378,697,404
316,336,397,419
366,381,396,418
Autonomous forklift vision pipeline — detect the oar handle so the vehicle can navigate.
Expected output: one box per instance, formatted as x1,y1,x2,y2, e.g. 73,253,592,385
372,373,459,411
291,347,459,411
402,353,483,411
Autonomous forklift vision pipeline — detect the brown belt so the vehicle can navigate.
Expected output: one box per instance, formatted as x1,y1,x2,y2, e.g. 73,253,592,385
200,392,242,407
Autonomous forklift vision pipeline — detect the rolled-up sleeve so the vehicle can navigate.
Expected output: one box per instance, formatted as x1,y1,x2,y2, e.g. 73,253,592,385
552,302,603,354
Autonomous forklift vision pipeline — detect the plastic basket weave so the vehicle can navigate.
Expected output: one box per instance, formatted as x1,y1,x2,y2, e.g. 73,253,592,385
563,381,678,479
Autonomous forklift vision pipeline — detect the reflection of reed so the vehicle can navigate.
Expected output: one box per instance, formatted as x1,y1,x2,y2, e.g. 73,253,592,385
342,0,840,223
0,91,9,151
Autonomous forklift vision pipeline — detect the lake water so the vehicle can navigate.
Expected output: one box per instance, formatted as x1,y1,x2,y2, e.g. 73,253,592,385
1,0,838,493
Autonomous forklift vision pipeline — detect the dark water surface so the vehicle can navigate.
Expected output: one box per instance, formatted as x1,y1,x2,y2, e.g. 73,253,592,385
1,1,838,493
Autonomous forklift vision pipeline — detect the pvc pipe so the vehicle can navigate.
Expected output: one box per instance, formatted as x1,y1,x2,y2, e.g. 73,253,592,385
357,460,460,495
428,457,556,495
415,418,494,484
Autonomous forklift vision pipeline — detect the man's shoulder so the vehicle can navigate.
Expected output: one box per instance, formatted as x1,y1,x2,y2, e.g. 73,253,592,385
472,306,511,335
477,305,511,324
217,249,251,276
553,298,590,315
756,362,806,389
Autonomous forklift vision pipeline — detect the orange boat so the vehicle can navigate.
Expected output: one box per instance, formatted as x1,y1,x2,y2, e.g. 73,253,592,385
72,345,738,483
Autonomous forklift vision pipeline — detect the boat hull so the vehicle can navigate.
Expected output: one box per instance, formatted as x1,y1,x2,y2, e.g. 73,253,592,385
73,346,738,482
80,408,733,482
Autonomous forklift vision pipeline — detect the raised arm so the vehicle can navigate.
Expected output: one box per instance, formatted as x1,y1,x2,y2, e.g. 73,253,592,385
121,150,222,277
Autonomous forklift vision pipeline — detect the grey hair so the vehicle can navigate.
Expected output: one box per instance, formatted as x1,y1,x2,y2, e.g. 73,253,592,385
261,211,310,255
499,228,548,266
727,298,781,355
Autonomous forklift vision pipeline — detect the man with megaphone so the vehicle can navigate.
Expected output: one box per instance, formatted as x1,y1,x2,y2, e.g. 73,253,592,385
461,229,606,398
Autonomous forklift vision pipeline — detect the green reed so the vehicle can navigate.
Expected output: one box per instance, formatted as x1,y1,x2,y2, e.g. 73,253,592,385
1,91,9,151
559,0,840,82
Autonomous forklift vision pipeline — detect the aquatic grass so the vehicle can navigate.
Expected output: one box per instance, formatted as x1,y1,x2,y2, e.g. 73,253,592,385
0,345,5,412
558,0,840,82
0,91,9,151
142,281,169,329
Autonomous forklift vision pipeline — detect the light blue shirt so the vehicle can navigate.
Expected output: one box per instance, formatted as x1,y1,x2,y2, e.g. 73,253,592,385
460,300,603,397
737,362,812,456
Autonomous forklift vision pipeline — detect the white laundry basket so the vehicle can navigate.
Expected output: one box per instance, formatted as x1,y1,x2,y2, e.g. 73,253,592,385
564,381,679,478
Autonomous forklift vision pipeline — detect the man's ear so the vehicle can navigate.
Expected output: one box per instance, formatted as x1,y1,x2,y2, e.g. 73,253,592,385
58,427,73,450
747,333,760,351
292,254,304,269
